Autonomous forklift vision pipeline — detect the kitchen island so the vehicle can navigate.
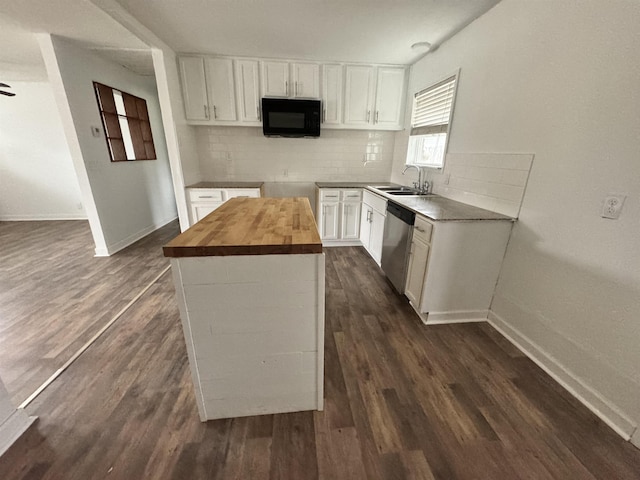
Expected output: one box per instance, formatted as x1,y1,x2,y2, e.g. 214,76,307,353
164,197,324,421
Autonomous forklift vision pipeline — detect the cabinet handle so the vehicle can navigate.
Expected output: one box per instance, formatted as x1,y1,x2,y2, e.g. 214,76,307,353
375,111,379,123
257,106,261,121
295,81,299,96
285,81,288,96
204,105,209,118
366,110,371,122
323,109,326,123
213,105,218,119
199,195,213,199
415,227,425,233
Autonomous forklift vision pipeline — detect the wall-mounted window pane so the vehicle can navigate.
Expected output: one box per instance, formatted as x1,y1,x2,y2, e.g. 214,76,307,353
406,72,458,169
93,82,157,162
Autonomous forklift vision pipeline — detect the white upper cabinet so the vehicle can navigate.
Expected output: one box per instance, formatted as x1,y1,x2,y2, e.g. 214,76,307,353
292,63,320,98
321,64,343,125
205,58,237,122
344,64,406,130
235,59,261,124
261,61,289,97
178,55,406,130
178,56,209,121
344,65,375,126
262,61,320,99
374,67,406,128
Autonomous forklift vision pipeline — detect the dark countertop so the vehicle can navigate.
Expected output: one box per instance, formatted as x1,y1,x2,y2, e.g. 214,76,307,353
186,181,264,189
366,187,514,222
315,182,394,188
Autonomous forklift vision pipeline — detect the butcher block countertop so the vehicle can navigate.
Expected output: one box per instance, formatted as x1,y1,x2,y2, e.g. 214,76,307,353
163,197,322,257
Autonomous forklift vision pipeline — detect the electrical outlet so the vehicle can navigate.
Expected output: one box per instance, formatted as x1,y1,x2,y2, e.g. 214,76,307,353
601,194,626,219
90,126,101,137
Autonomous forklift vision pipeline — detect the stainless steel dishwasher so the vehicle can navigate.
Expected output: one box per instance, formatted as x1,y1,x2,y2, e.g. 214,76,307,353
381,201,415,293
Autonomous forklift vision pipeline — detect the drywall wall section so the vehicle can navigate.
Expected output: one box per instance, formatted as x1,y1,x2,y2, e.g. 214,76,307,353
0,81,85,220
151,48,201,231
46,36,177,255
395,0,640,439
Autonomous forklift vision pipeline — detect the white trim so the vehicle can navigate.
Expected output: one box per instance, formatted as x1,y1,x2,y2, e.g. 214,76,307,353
487,310,636,440
322,240,363,247
97,216,177,257
316,254,325,411
631,428,640,449
0,409,37,458
0,214,88,221
409,303,488,325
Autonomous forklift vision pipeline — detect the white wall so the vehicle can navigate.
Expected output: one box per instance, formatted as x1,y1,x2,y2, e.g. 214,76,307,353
393,0,640,440
0,81,85,220
45,36,177,255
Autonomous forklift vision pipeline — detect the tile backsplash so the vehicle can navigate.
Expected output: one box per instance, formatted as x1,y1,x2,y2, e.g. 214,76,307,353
195,126,395,182
426,152,535,218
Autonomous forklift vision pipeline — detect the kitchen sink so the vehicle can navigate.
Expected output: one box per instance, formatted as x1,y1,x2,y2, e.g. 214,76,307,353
386,191,420,196
372,186,415,192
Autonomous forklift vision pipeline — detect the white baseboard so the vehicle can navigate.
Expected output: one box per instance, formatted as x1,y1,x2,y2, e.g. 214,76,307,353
0,214,87,221
322,240,363,247
409,303,489,325
0,409,37,458
96,216,178,257
631,428,640,449
487,310,637,441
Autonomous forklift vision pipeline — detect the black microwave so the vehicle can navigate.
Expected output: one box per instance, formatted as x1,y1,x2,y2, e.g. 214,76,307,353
262,98,321,137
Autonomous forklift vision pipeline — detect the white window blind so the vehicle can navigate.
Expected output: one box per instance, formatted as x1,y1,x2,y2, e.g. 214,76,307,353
411,75,456,136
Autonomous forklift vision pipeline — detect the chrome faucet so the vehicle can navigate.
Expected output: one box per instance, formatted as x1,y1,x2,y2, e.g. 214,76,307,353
402,165,430,194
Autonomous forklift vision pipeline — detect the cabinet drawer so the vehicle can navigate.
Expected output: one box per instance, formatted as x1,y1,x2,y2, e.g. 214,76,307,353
320,189,341,201
225,188,261,199
189,189,224,202
363,189,387,214
341,189,362,201
413,215,433,244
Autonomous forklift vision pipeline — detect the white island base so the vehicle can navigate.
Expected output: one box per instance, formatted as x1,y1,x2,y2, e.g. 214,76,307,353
170,253,325,421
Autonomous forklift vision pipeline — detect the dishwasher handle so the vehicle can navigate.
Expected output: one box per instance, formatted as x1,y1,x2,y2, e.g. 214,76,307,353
386,201,416,225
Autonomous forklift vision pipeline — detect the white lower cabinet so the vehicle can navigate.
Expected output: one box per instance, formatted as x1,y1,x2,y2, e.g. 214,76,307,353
317,188,363,245
188,187,261,225
320,202,340,240
360,190,387,265
405,216,433,306
406,215,513,324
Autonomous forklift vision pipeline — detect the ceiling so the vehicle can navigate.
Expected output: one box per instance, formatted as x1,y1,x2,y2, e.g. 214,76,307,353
0,0,501,80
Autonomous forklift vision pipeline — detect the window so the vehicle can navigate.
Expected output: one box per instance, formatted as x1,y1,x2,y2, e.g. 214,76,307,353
93,82,156,162
405,72,458,169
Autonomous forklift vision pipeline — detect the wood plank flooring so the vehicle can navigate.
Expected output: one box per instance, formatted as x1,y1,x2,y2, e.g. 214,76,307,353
1,244,639,479
0,220,180,404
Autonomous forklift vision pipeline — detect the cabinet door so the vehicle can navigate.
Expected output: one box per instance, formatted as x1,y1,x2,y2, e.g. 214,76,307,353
405,236,430,305
374,67,406,128
341,202,361,240
292,63,320,98
191,202,223,224
205,58,237,122
235,60,261,122
262,61,289,97
321,202,340,240
179,57,209,121
344,65,375,126
359,205,372,250
369,210,386,265
322,64,342,125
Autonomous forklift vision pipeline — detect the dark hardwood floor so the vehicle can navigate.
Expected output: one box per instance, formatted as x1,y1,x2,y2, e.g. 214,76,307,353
1,245,639,479
0,220,180,404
